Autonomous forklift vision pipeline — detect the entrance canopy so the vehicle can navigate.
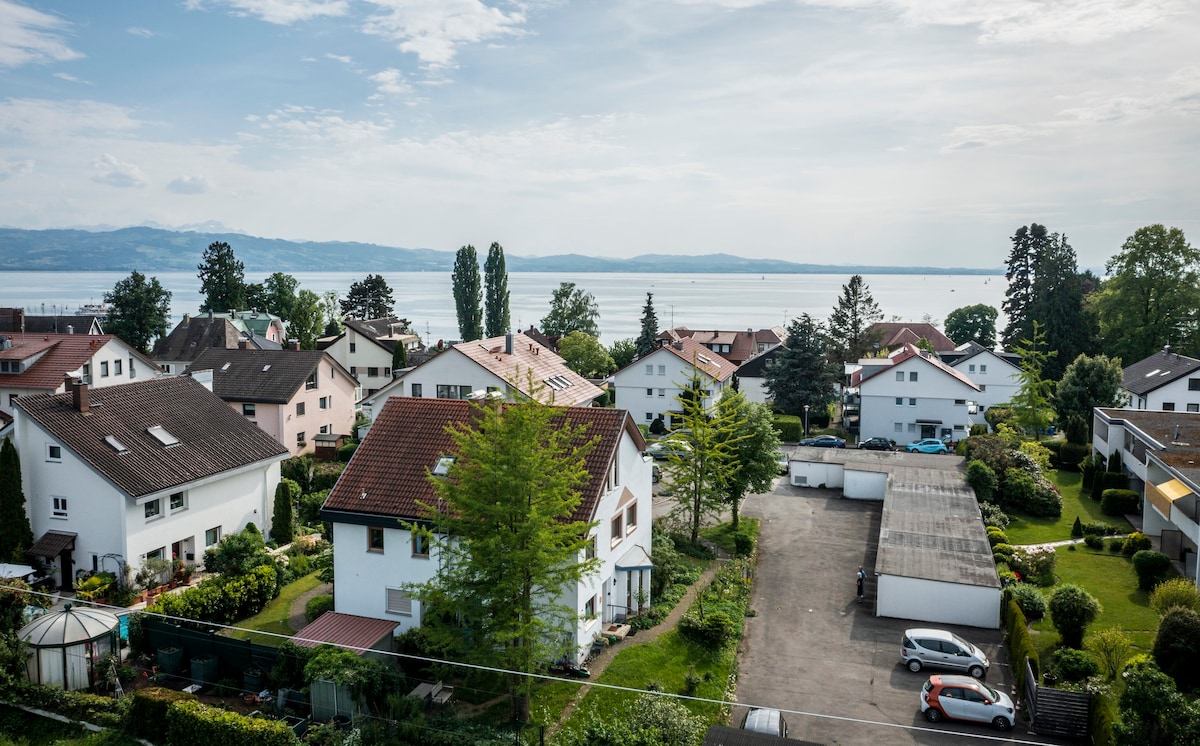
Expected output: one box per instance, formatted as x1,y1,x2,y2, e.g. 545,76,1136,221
27,530,76,558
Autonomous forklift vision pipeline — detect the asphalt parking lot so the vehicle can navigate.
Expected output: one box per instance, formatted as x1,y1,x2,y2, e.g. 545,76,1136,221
733,480,1073,745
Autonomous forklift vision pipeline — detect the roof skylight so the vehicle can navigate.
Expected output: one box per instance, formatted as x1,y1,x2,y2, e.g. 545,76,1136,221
104,435,128,453
146,425,180,447
432,455,455,476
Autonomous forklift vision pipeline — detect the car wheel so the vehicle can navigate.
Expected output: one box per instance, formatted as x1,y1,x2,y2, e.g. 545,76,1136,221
907,659,922,673
968,665,985,679
924,708,943,723
992,716,1011,731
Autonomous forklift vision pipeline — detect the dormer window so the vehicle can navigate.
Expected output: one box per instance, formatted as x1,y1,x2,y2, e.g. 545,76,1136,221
432,456,455,476
146,425,180,447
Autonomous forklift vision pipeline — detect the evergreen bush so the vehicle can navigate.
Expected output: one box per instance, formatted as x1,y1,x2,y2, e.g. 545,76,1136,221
1071,516,1083,538
1100,489,1139,516
1059,442,1089,470
1052,648,1100,682
305,594,334,623
1122,532,1152,556
1152,607,1200,690
966,460,998,502
1084,534,1103,550
167,698,299,746
1132,550,1174,591
1008,582,1047,620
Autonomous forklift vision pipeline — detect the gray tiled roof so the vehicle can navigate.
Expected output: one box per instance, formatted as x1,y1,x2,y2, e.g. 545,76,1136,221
15,376,288,497
190,348,334,404
1122,349,1200,396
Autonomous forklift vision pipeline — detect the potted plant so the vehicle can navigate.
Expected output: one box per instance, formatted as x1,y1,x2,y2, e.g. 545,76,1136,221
191,654,218,685
244,664,264,691
157,646,184,675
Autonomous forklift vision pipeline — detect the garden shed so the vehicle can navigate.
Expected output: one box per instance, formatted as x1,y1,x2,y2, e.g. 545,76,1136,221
18,603,120,690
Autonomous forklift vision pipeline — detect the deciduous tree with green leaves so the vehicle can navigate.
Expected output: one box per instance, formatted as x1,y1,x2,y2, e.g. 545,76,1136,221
558,330,615,378
262,272,300,321
635,292,659,358
764,314,838,418
483,242,510,338
1054,353,1124,430
608,338,637,370
944,304,998,348
0,440,34,563
1049,583,1101,649
103,270,172,353
540,282,600,338
828,275,883,361
197,241,246,313
339,274,394,320
452,244,483,341
407,397,600,722
1094,224,1200,365
717,392,780,530
665,371,740,544
286,289,325,350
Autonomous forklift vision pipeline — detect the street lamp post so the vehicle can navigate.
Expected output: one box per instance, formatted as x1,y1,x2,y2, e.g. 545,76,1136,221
803,404,810,438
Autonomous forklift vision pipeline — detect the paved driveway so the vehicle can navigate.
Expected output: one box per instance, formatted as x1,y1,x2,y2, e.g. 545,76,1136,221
734,481,1071,745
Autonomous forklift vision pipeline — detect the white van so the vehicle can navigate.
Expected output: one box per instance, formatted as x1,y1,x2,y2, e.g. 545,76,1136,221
743,707,788,737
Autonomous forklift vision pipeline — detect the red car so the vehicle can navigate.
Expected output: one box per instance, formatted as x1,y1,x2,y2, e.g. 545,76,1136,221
920,674,1015,731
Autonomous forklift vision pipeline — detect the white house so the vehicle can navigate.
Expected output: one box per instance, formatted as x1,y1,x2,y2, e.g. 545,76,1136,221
0,333,161,416
319,317,422,399
360,332,603,420
611,337,737,428
1120,347,1200,412
942,342,1022,415
852,344,980,444
13,375,289,590
320,397,653,662
735,348,781,405
655,326,785,367
1093,407,1200,583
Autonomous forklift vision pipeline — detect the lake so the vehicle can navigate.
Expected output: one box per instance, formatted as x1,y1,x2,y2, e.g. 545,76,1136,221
0,271,1007,346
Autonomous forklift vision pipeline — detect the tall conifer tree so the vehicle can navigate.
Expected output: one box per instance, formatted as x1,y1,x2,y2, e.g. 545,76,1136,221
197,241,247,313
483,242,510,338
452,245,483,341
635,292,659,358
828,275,883,361
0,439,34,562
1002,224,1048,349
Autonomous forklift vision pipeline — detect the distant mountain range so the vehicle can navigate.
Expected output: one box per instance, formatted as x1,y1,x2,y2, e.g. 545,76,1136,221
0,226,1003,274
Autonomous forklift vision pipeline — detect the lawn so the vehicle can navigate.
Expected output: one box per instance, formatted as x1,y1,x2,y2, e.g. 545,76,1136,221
222,571,324,646
1029,545,1159,658
1004,469,1135,546
0,706,140,746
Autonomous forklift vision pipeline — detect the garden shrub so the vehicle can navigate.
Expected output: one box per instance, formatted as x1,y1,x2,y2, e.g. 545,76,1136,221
1153,607,1200,691
1018,440,1052,472
966,460,998,502
336,441,359,462
1003,598,1039,702
298,490,330,526
991,543,1015,564
979,502,1009,530
1101,489,1139,517
1082,521,1116,536
167,698,299,746
1091,471,1129,500
287,553,310,577
1008,582,1047,620
772,415,803,442
1084,535,1103,550
148,564,279,626
986,527,1009,547
732,531,755,557
1132,550,1174,591
305,594,334,623
129,687,197,743
1150,578,1200,615
1052,648,1100,683
1042,439,1062,464
280,455,316,493
679,608,737,648
1071,516,1083,538
1122,532,1152,556
1108,537,1125,552
8,685,127,729
568,693,707,746
309,462,346,492
649,416,667,435
1010,546,1057,586
1049,584,1102,649
1086,628,1132,681
970,424,988,436
1002,467,1062,517
1059,442,1090,471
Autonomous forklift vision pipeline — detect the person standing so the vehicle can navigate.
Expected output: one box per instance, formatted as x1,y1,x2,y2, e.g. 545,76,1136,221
856,566,866,604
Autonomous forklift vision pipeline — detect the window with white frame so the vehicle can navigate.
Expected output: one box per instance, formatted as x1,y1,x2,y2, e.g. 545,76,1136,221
645,364,654,375
297,431,306,445
908,423,917,432
955,399,966,405
205,527,221,547
894,397,903,406
52,496,68,518
1163,402,1176,411
243,403,256,418
658,388,665,397
145,547,165,561
319,425,329,434
386,588,413,615
646,388,654,396
411,383,423,397
894,423,903,432
100,361,109,377
368,367,379,377
657,365,666,375
980,364,987,373
46,444,62,462
895,371,904,381
114,359,123,375
908,398,916,406
585,535,596,560
144,499,162,520
130,358,136,378
1190,404,1200,413
169,491,186,512
909,371,918,381
626,503,637,532
349,342,356,353
969,364,976,372
584,596,596,619
319,396,330,409
296,402,306,416
412,532,429,557
646,412,654,422
611,514,623,544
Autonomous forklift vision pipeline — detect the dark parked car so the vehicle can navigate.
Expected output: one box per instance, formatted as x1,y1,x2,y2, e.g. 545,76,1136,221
858,437,896,451
799,435,846,448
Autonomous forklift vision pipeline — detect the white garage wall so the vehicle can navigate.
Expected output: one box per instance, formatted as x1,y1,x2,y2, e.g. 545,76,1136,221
844,470,887,500
789,462,843,489
877,574,1000,629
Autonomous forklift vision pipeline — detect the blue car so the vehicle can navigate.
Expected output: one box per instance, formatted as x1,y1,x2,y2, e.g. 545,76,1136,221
906,438,950,454
799,435,846,448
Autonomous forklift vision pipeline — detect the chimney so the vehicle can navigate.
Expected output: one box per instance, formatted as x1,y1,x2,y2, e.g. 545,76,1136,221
67,324,74,335
505,333,513,355
1165,344,1172,356
289,339,300,351
72,378,89,414
238,338,249,350
15,308,24,333
673,340,684,350
183,312,190,325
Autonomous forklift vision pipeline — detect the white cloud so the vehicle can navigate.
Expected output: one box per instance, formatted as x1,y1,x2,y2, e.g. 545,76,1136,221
196,0,350,25
362,0,527,68
0,0,84,67
0,158,34,181
325,53,353,64
368,68,412,98
166,175,212,194
127,26,154,38
247,105,392,147
53,71,80,82
0,99,145,140
91,153,146,188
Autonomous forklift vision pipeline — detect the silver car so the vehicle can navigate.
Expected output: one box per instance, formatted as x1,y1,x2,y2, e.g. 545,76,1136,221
901,628,989,678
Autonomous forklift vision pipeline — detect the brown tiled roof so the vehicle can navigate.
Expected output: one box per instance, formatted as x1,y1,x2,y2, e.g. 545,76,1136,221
660,337,737,382
322,397,642,523
189,348,340,404
654,326,783,366
291,611,398,652
449,333,603,405
151,317,243,362
15,376,288,497
868,322,958,353
0,334,160,391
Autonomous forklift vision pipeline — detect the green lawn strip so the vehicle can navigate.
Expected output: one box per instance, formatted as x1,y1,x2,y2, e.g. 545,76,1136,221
530,679,587,728
701,518,759,554
0,705,140,746
223,571,324,646
552,630,736,744
1004,470,1134,546
1028,546,1158,661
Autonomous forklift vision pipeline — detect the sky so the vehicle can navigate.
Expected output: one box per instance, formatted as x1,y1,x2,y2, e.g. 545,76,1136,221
1,1,1197,269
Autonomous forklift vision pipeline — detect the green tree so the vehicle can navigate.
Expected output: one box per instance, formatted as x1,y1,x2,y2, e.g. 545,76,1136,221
1028,233,1092,379
764,314,839,418
197,241,247,313
608,338,637,369
717,393,780,529
1095,225,1200,364
0,440,34,563
1154,607,1200,690
1049,583,1101,649
1085,628,1131,681
667,371,740,544
828,274,883,361
540,282,600,337
635,292,659,358
286,289,325,350
1001,223,1048,349
452,244,483,341
339,274,394,319
1115,661,1200,746
408,397,600,722
320,290,342,337
1150,578,1200,616
569,692,708,746
944,304,998,347
262,272,300,321
1009,321,1056,437
270,479,297,545
1054,354,1124,430
558,330,615,378
483,242,510,338
102,270,172,353
391,340,408,371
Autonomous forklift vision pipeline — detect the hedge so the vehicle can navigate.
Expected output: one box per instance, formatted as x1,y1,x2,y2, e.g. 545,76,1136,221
129,687,197,743
1100,489,1139,516
148,564,279,626
1091,471,1129,500
11,684,127,729
1132,550,1174,591
167,698,299,746
773,415,802,442
1059,442,1090,471
1002,597,1040,702
305,594,334,623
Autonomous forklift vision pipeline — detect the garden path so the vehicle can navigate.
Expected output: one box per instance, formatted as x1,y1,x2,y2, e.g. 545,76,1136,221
287,581,333,632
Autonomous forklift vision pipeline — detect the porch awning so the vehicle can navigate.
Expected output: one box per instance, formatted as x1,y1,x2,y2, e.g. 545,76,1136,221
615,544,654,572
1157,479,1192,502
915,419,943,424
26,530,76,558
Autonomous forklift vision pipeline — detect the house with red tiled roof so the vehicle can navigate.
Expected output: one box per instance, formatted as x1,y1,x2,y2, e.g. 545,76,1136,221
359,332,603,420
655,326,785,366
0,332,161,416
851,343,980,444
610,337,738,428
13,376,288,590
320,397,652,662
865,322,958,354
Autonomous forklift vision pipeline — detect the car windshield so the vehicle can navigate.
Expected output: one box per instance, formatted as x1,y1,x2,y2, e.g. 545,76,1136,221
950,633,973,651
979,682,1000,700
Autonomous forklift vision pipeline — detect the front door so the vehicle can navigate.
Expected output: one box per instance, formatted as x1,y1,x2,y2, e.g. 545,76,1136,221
920,424,936,439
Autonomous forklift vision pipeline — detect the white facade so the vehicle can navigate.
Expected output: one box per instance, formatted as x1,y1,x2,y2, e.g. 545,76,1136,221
876,575,1000,629
949,350,1021,414
15,413,281,585
611,346,731,428
1126,376,1200,412
1,337,155,416
322,332,394,399
857,354,979,444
